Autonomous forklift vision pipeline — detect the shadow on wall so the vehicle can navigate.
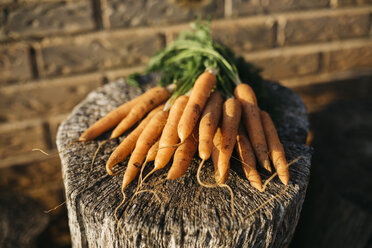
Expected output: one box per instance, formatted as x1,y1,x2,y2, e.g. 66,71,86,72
291,76,372,248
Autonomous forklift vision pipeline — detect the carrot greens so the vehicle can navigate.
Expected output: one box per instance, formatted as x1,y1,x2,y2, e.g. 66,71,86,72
132,21,242,98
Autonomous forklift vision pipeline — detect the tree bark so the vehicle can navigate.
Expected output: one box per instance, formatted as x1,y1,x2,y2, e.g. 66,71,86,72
57,76,311,248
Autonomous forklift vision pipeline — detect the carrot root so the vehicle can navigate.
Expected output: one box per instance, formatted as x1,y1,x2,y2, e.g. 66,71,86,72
79,139,108,194
114,190,127,222
178,72,216,142
43,201,66,214
234,84,271,172
167,127,198,180
218,183,236,217
244,186,289,219
244,156,303,218
261,110,290,185
32,139,79,157
106,105,164,175
196,159,217,188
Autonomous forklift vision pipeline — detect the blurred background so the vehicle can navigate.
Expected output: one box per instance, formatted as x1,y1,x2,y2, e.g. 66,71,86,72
0,0,371,247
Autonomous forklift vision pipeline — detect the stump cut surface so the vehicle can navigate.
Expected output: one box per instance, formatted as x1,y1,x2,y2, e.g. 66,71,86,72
57,77,311,248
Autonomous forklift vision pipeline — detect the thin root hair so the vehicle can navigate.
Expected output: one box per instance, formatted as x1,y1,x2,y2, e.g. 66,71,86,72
79,139,108,194
196,159,217,188
32,139,79,157
44,201,66,214
244,186,288,219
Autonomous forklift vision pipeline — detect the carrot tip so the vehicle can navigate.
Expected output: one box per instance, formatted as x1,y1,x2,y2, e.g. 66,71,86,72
251,182,263,191
264,161,272,173
280,177,289,186
106,168,115,176
166,175,175,180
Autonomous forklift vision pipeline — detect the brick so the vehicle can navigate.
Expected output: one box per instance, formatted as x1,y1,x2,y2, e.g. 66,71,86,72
0,119,47,160
48,114,68,149
0,43,33,84
106,0,223,28
230,0,263,17
243,48,320,79
332,0,372,6
282,10,370,45
0,0,12,5
324,43,372,72
0,8,6,40
36,30,163,77
293,74,372,113
0,74,102,122
104,66,146,82
264,0,329,12
162,23,193,44
212,18,275,53
4,1,94,39
331,0,355,6
359,0,372,4
281,68,372,88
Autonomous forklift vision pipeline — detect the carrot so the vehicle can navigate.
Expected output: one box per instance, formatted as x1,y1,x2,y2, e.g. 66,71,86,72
167,127,198,179
260,110,289,185
105,105,163,175
198,91,223,160
146,140,159,162
234,83,271,172
215,98,241,184
196,91,222,187
210,127,236,215
121,110,169,190
178,71,216,142
79,97,139,142
110,86,169,139
154,95,189,170
235,126,263,191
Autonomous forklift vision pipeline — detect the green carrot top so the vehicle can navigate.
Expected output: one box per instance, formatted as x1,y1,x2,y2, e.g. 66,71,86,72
128,20,263,99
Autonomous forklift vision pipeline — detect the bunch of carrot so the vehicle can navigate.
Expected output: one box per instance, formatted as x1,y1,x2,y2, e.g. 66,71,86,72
79,21,289,195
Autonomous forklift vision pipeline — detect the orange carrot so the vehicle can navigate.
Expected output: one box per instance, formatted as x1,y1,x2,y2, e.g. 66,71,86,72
146,140,159,162
110,86,169,139
198,91,223,160
211,127,223,182
260,110,289,185
234,83,271,172
79,97,139,142
178,71,216,142
167,127,198,179
216,98,241,184
235,126,263,191
121,110,169,190
154,95,189,170
105,105,163,175
210,127,236,215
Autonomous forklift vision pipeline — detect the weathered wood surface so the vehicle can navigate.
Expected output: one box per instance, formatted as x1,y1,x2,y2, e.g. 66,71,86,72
57,76,311,248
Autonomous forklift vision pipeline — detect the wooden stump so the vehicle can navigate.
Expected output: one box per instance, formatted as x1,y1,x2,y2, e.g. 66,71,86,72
57,76,311,248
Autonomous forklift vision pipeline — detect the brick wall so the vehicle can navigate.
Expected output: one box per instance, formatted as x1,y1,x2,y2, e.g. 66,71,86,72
1,0,372,246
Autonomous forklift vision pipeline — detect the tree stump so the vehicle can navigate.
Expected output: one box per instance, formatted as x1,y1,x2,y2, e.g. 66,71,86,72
57,76,311,248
